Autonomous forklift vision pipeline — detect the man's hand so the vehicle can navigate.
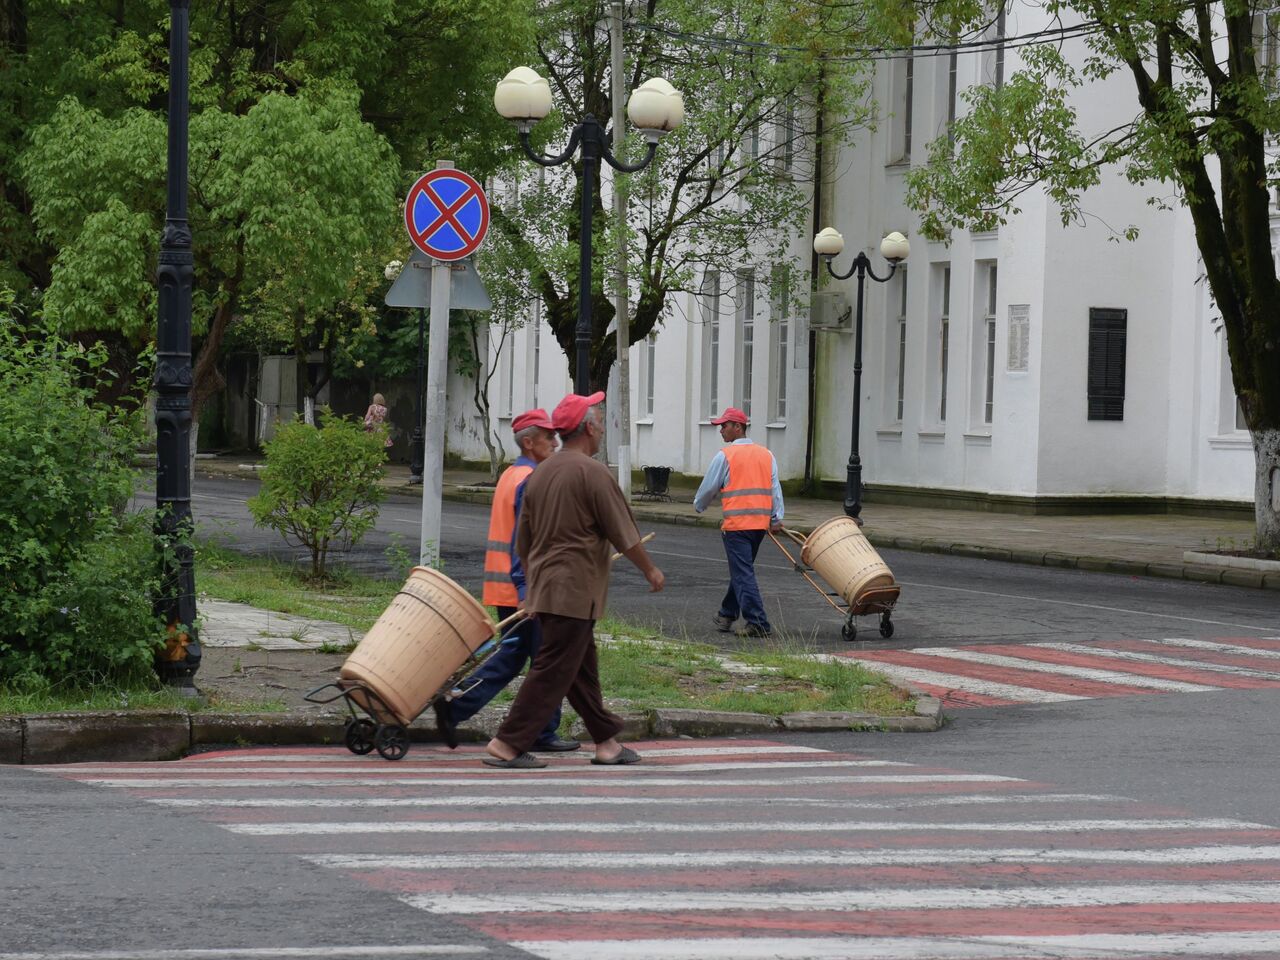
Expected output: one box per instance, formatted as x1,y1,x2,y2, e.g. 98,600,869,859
769,520,784,533
644,566,665,593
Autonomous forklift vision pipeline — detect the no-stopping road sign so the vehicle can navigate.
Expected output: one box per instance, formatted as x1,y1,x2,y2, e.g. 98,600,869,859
404,168,489,262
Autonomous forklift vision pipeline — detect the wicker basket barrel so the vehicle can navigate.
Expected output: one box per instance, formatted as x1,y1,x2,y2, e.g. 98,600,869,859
800,516,896,607
340,566,496,725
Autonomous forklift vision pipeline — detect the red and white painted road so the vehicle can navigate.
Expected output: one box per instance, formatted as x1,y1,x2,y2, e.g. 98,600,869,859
838,636,1280,709
35,738,1280,959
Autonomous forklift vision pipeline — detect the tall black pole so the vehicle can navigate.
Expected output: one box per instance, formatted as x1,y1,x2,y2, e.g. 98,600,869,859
409,308,425,484
846,256,868,520
154,0,200,689
575,117,601,394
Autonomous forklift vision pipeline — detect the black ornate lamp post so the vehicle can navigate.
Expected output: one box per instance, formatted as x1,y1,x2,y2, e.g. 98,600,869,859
813,227,910,521
494,67,683,393
153,0,200,689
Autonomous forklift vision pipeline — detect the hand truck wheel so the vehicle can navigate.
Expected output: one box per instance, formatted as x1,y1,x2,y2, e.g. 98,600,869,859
879,614,895,639
374,723,410,761
344,718,376,755
841,620,857,642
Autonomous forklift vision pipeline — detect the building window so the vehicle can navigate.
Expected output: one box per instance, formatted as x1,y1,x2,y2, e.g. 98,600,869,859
499,336,514,418
947,48,959,142
701,270,721,418
983,5,1007,90
642,333,656,418
1087,307,1127,421
779,98,797,172
889,54,915,162
940,266,951,422
531,305,541,409
736,270,755,420
983,264,997,423
894,267,908,422
769,266,790,421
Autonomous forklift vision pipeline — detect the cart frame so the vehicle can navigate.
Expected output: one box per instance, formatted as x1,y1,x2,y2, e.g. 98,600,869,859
304,611,527,760
768,526,899,642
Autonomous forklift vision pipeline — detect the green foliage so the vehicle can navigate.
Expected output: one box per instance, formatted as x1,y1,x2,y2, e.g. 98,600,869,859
0,305,165,687
247,413,389,580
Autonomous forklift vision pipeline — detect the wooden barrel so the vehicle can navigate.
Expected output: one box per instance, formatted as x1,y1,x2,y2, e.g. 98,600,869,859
800,516,896,607
340,566,495,725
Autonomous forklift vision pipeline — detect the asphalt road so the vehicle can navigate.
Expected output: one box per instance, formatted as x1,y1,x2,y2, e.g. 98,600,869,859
170,473,1279,653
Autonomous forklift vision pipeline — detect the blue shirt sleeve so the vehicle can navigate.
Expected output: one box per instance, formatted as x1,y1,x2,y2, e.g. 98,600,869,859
770,454,784,523
510,473,529,601
693,451,730,513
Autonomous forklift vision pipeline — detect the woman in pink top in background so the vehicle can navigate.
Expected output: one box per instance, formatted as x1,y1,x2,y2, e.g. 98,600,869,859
363,393,393,447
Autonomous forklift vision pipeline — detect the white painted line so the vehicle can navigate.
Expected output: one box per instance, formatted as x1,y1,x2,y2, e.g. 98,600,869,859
227,817,1259,837
304,844,1280,871
1157,637,1280,659
1037,641,1280,680
837,661,1083,703
185,745,834,762
405,881,1280,914
147,792,1123,810
511,933,1280,960
78,773,1021,789
0,948,486,960
894,580,1278,633
913,647,1220,692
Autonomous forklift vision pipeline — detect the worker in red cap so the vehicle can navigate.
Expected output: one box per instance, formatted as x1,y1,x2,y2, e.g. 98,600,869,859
693,406,784,638
433,409,579,752
483,391,664,769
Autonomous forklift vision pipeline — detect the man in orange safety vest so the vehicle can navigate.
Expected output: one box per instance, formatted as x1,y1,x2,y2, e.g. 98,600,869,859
433,408,579,751
693,406,784,638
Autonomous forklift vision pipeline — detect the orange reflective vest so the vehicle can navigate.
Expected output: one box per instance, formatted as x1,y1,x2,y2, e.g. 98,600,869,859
719,443,775,531
482,461,534,607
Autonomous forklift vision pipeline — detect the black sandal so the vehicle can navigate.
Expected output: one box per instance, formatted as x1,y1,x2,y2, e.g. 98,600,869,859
482,752,548,769
591,746,641,765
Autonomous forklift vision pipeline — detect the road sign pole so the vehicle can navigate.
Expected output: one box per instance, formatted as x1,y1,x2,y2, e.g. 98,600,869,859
420,161,455,568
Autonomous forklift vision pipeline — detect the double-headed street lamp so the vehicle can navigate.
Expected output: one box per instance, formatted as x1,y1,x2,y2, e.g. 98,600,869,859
494,67,683,393
813,227,910,521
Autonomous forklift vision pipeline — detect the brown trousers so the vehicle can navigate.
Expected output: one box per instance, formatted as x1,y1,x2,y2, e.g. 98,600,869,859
495,613,623,752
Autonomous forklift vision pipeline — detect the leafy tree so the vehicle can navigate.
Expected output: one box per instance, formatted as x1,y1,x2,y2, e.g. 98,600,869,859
902,0,1280,551
247,412,388,580
492,0,876,392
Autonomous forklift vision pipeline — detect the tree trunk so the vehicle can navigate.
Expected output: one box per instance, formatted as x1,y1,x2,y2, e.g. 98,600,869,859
1255,428,1280,555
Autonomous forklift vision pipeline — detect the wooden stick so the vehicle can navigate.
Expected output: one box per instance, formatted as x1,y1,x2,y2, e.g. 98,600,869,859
494,609,528,632
611,531,656,562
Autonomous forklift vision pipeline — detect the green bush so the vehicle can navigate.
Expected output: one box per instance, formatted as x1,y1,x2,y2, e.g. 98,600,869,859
0,309,165,688
247,412,387,580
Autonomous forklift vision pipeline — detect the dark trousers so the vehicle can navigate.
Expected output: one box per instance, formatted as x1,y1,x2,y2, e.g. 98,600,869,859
718,528,770,629
495,613,623,753
447,607,560,744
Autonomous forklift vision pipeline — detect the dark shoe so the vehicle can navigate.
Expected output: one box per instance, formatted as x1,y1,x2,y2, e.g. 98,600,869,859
432,698,458,750
713,614,736,633
591,745,641,766
737,623,773,639
482,751,548,769
531,736,582,752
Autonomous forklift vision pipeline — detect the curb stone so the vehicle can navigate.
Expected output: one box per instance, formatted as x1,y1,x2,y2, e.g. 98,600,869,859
192,713,348,747
649,708,780,737
0,718,22,764
23,712,190,764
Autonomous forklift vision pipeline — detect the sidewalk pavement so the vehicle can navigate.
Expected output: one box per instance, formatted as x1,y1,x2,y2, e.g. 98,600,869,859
202,454,1277,590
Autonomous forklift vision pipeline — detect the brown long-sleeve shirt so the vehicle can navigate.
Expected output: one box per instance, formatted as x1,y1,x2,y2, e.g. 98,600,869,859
515,450,642,620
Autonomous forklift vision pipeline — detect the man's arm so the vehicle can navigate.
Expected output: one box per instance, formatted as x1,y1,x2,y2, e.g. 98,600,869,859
621,539,664,592
509,479,528,602
692,451,729,514
770,454,785,527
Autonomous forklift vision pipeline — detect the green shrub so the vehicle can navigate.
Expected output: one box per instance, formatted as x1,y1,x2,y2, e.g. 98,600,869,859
0,308,165,688
247,412,387,580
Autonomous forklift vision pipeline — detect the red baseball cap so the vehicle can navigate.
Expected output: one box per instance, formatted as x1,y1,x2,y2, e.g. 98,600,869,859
710,406,748,426
510,408,554,432
551,391,606,433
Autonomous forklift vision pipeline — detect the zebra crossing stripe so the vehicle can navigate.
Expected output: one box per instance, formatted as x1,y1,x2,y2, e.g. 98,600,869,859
181,745,830,762
0,949,487,960
78,773,1021,789
1037,642,1280,681
402,881,1280,914
303,844,1280,871
911,647,1220,692
146,792,1125,809
508,932,1280,960
1158,637,1280,659
225,817,1261,836
830,660,1084,703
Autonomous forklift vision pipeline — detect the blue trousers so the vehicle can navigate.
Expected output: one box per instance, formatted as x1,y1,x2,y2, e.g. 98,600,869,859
718,529,771,630
447,608,561,743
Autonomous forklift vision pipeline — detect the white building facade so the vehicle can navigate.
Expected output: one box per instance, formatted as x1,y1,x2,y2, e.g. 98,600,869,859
460,14,1256,509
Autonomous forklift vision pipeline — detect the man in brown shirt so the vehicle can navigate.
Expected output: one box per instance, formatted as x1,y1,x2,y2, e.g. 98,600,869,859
485,391,664,769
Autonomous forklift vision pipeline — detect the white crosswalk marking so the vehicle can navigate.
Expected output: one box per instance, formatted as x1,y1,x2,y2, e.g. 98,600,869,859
826,661,1086,703
1037,641,1280,679
912,647,1220,691
35,733,1280,958
1158,637,1280,658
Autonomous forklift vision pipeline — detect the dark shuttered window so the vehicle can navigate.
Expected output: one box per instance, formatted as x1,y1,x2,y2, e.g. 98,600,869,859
1087,308,1127,421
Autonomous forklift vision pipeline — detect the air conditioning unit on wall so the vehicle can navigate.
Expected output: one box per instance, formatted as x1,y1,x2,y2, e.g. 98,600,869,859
809,290,852,330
